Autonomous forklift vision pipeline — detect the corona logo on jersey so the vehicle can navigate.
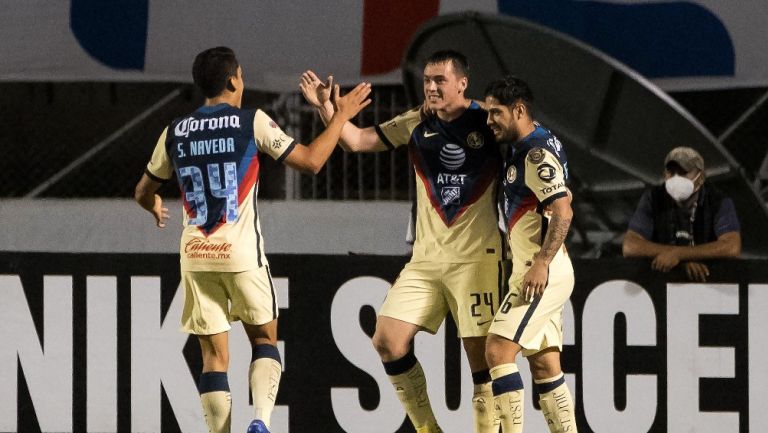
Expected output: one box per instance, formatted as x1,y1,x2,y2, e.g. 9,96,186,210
174,115,242,138
439,144,465,170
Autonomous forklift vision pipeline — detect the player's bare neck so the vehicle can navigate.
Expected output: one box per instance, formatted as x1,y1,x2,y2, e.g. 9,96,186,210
436,98,471,123
519,120,536,139
205,93,241,109
512,120,538,147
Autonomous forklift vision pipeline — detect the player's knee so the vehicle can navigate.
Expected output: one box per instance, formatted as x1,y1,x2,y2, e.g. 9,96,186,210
371,331,408,361
485,334,514,367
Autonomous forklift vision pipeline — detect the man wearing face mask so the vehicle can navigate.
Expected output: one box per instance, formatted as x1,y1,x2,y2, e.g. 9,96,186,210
622,146,741,282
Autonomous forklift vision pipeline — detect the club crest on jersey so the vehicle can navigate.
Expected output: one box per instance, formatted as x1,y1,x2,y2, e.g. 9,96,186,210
272,135,289,150
506,165,517,183
439,144,465,170
466,131,484,149
537,163,557,182
441,186,461,205
527,147,545,164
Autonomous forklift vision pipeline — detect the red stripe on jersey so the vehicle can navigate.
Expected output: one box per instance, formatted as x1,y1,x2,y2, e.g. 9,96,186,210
361,0,439,75
237,155,261,204
450,165,497,225
508,194,538,230
179,184,195,218
411,146,450,225
197,154,261,237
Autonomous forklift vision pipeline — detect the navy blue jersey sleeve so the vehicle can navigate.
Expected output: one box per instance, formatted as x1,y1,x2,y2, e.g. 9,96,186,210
627,189,654,239
714,197,740,236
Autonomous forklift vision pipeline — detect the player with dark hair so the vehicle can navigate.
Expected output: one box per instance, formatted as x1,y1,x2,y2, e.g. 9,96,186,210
134,46,371,433
301,50,506,433
484,75,578,433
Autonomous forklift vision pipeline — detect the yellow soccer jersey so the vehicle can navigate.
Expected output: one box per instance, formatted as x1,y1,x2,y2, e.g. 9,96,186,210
145,105,295,272
376,102,504,262
501,125,570,270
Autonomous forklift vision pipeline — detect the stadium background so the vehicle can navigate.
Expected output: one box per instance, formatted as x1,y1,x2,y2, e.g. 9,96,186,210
1,1,767,432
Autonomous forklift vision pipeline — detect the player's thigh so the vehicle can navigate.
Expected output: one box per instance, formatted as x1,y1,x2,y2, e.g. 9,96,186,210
444,260,508,338
180,271,231,335
489,270,573,353
226,265,279,327
378,261,448,334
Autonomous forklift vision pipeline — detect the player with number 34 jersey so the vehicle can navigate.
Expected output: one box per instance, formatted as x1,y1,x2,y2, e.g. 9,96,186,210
135,46,372,433
146,107,294,272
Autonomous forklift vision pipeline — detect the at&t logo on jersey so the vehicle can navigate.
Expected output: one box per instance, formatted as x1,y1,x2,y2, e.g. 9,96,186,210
439,143,465,170
175,115,242,138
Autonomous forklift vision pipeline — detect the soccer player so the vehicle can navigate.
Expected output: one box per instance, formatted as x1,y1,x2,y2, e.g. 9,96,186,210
300,50,506,433
134,46,371,433
483,76,578,433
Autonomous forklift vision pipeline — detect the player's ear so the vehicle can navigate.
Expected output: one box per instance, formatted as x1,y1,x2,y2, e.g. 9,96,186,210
226,77,236,92
518,103,527,119
459,76,467,93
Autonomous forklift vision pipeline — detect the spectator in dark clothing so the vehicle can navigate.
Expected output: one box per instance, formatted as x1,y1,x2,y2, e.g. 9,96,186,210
622,146,741,281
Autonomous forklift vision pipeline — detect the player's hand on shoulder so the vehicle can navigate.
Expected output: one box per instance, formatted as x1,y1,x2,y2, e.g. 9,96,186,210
332,82,372,121
152,194,169,228
300,70,332,108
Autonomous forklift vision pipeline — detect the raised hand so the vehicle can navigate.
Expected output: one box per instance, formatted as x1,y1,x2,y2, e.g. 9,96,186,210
332,82,372,121
300,70,332,108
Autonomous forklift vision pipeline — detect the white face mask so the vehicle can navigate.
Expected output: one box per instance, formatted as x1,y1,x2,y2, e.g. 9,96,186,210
665,174,698,202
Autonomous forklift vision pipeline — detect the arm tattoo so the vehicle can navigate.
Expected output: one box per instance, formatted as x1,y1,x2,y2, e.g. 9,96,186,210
538,213,572,263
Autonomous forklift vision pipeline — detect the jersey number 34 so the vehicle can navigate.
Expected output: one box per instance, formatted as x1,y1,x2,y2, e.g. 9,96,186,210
178,162,238,226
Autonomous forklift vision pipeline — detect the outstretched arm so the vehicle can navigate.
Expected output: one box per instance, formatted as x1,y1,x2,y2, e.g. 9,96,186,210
283,82,373,174
300,70,387,152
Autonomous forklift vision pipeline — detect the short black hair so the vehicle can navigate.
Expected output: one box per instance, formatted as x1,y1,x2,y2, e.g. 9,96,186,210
192,47,239,98
425,50,469,78
484,75,534,109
